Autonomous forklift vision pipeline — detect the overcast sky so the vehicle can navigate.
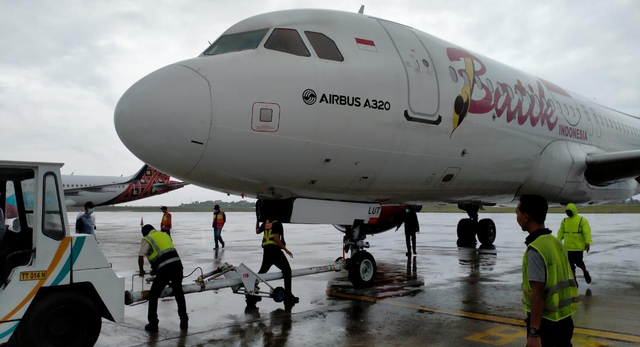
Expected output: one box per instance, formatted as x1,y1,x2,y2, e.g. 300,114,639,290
1,1,639,206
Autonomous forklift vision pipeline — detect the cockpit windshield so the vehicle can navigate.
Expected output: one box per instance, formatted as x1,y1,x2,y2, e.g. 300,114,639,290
203,28,269,56
264,29,311,57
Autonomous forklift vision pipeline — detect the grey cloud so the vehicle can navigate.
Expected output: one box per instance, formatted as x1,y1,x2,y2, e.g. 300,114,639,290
1,0,638,206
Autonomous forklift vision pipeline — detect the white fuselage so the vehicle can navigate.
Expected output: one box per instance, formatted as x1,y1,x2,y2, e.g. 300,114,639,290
114,9,640,206
61,175,129,207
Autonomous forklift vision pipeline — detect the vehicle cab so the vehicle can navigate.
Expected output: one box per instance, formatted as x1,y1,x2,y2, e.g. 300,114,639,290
0,161,124,347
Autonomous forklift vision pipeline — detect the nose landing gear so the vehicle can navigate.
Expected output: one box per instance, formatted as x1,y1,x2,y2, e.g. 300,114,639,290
456,204,497,247
344,223,377,288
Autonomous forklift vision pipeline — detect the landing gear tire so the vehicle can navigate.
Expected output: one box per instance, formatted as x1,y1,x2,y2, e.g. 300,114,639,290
456,219,477,247
18,291,102,347
272,287,286,303
348,251,377,288
477,219,496,245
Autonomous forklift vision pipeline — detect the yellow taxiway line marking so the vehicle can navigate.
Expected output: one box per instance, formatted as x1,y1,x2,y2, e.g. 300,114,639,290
327,290,640,343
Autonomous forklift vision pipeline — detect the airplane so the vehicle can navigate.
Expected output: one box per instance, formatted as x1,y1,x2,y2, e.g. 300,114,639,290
60,164,188,207
114,8,640,287
3,165,188,220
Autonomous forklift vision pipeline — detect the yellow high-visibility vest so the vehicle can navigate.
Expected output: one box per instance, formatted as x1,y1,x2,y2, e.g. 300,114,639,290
262,220,278,247
522,234,578,321
144,231,180,270
557,204,592,251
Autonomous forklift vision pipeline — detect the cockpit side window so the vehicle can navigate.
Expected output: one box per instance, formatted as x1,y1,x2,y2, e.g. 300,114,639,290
203,28,269,56
264,29,310,57
304,31,344,62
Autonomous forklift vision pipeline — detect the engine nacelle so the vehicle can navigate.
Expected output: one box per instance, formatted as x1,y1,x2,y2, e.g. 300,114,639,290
517,141,637,203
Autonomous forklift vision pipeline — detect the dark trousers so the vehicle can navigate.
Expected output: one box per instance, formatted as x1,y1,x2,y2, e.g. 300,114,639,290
258,246,292,294
161,229,171,237
568,251,587,273
526,315,574,347
214,228,224,248
148,264,187,326
405,231,416,254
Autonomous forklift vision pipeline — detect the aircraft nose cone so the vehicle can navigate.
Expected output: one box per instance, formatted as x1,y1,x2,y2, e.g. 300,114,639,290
115,64,212,177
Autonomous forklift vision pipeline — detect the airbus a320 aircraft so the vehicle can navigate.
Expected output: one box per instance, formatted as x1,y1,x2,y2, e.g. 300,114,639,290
4,165,187,223
61,164,188,207
114,9,640,287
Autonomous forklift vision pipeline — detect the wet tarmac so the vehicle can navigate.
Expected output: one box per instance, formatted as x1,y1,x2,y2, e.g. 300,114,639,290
87,211,640,346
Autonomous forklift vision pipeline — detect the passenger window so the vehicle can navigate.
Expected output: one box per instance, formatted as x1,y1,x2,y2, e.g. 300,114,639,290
42,173,65,240
304,31,344,61
264,29,310,57
203,28,268,56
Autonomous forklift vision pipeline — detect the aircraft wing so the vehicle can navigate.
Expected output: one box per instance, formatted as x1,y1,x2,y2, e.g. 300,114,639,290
585,149,640,186
153,181,189,192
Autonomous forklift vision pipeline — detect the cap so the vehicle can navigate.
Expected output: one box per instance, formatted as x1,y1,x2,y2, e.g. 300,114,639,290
160,206,167,210
214,204,220,209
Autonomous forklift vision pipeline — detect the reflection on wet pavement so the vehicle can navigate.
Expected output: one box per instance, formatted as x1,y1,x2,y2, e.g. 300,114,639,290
88,212,640,346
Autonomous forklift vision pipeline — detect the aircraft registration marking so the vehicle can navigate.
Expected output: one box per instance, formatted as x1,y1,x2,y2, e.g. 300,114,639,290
19,271,47,281
326,290,640,343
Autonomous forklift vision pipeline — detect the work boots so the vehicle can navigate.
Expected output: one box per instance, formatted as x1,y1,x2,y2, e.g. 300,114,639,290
584,271,592,284
285,293,299,305
144,323,158,332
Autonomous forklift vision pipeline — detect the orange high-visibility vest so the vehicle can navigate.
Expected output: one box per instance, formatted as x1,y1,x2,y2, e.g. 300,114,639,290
161,212,172,230
213,210,225,229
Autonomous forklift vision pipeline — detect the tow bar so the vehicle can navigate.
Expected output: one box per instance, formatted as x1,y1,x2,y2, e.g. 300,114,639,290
125,259,346,305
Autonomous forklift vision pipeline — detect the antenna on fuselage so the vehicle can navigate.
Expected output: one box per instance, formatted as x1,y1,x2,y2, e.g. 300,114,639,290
208,41,212,45
358,5,365,14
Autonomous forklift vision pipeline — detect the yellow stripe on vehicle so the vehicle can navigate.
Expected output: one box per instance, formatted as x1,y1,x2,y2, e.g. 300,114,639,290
0,238,70,322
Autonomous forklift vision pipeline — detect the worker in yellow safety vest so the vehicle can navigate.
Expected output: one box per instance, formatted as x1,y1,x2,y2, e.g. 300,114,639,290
558,203,592,285
516,195,579,347
256,218,298,305
160,206,172,236
138,224,187,332
212,204,226,249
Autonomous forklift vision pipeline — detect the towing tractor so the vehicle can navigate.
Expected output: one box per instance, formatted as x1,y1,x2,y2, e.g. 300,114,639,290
0,161,124,347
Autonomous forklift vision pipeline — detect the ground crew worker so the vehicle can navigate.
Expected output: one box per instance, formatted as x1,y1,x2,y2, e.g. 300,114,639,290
138,224,188,332
160,206,172,236
396,206,419,256
75,201,97,238
516,195,578,347
212,204,226,249
256,218,299,304
558,203,592,284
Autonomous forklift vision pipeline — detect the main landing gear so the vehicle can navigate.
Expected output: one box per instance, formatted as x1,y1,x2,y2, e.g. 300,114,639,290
343,223,377,288
456,204,496,247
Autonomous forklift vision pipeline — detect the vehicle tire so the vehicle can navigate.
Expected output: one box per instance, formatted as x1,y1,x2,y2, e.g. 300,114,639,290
348,251,376,288
272,286,286,303
477,219,497,245
456,219,476,242
18,291,102,347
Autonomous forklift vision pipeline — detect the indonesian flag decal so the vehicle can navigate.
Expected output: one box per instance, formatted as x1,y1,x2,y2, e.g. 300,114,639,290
356,38,377,52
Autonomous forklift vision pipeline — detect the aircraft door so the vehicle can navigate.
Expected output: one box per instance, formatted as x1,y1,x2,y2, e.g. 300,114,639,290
379,20,441,124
